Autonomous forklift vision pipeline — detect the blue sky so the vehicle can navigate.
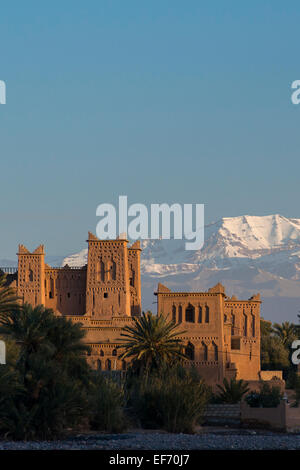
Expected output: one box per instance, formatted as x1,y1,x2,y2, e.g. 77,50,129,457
1,1,300,259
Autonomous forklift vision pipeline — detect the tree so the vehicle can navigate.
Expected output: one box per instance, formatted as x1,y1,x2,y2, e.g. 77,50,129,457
0,274,20,315
215,378,250,404
118,311,186,374
0,304,90,439
272,321,297,349
260,319,290,371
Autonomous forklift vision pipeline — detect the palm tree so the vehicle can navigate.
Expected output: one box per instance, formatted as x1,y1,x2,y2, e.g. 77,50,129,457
0,303,54,363
215,377,250,404
118,311,186,374
0,303,89,373
273,322,297,348
0,274,20,315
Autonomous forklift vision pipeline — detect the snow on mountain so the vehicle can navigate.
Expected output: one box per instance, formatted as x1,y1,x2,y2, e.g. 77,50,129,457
49,214,300,321
62,249,88,267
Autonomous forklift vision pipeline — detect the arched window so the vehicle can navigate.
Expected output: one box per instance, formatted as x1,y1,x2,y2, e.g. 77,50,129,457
231,313,235,335
213,342,218,361
198,306,202,323
178,305,182,323
100,349,104,357
185,342,195,360
185,304,195,323
112,348,117,357
243,314,248,337
202,341,208,361
28,268,33,282
172,305,176,323
97,359,102,371
251,314,255,337
105,359,111,371
205,306,209,323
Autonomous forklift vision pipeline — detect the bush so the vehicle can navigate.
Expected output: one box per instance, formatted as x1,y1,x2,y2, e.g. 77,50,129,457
213,378,250,404
0,305,91,440
245,383,283,408
128,365,208,433
88,373,127,433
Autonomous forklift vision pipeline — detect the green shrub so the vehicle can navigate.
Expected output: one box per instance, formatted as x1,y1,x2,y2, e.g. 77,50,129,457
214,378,250,404
0,304,90,440
128,365,208,433
88,373,127,433
245,382,282,408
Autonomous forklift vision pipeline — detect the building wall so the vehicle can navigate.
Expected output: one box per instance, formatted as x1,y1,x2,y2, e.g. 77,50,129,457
15,234,261,382
16,233,141,371
156,283,261,384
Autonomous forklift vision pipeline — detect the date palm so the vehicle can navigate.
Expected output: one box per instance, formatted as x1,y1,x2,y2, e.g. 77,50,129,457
216,377,250,404
118,311,186,373
0,274,20,315
273,322,297,348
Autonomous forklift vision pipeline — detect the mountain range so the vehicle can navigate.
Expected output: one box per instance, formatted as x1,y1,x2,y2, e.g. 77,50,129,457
2,214,300,323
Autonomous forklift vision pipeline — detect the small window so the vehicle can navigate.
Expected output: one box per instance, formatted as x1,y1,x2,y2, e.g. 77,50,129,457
104,292,108,298
67,292,70,298
231,338,241,350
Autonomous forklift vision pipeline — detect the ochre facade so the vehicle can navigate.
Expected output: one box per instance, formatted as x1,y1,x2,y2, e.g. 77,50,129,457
7,233,262,384
155,282,261,385
15,232,142,372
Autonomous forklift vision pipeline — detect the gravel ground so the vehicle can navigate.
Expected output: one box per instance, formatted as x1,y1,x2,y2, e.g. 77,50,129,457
0,429,300,450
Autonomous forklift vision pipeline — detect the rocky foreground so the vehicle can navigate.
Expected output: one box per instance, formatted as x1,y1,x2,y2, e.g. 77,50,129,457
0,429,300,450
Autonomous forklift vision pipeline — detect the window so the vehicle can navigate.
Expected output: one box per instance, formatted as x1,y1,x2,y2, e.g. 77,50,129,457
185,342,195,360
251,314,255,337
231,313,235,335
205,306,209,323
213,342,218,361
202,341,208,361
178,305,182,323
104,292,108,298
243,314,247,337
231,338,241,350
105,359,111,371
198,306,202,323
185,304,195,323
172,305,176,323
112,348,117,356
67,292,70,298
97,359,102,371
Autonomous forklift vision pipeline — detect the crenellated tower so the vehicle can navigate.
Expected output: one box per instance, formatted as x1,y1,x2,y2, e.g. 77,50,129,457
17,244,45,307
85,232,131,318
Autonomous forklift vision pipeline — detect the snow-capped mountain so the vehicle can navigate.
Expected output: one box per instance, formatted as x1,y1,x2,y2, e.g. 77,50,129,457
2,215,299,322
60,215,300,322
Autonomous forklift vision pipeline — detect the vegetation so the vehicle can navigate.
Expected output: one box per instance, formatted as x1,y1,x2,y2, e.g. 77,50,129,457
214,378,250,404
245,382,283,408
0,275,20,315
127,365,208,433
0,301,91,440
261,319,292,373
1,271,300,439
88,373,126,433
118,311,186,375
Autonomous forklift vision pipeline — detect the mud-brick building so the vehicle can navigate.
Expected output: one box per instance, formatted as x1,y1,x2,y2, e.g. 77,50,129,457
155,282,261,385
2,233,269,385
11,232,142,371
